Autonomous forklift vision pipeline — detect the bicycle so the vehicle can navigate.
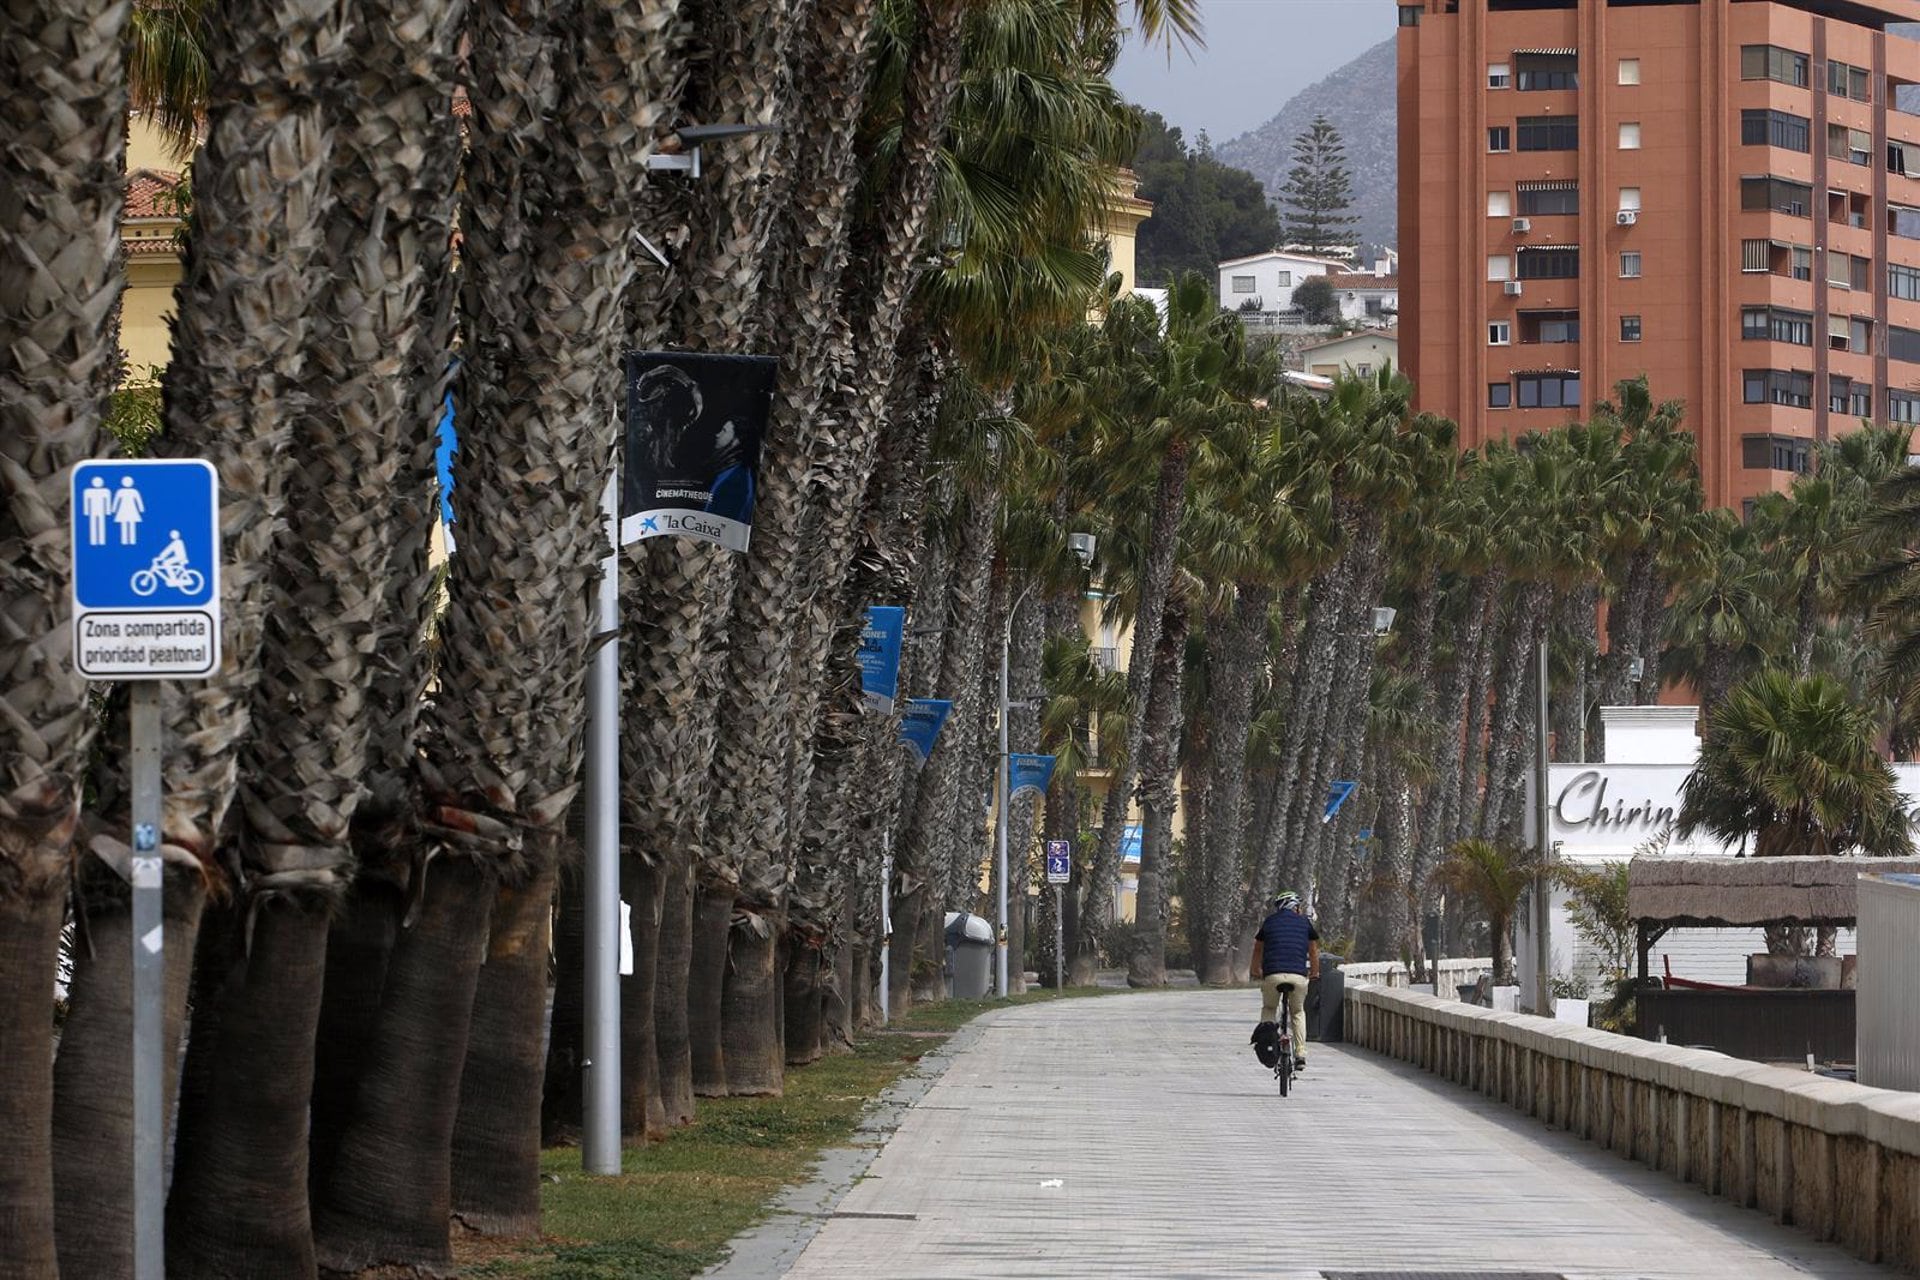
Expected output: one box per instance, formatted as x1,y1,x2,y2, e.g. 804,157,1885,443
131,563,205,597
1273,1019,1295,1096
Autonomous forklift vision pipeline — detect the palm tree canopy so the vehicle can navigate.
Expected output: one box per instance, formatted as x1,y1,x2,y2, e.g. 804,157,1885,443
1677,669,1914,858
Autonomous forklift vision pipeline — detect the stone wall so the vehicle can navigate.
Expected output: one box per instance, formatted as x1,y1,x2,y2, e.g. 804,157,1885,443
1343,984,1920,1270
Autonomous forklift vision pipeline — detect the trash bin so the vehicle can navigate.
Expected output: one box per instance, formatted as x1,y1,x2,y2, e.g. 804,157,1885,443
1307,954,1345,1043
944,911,994,999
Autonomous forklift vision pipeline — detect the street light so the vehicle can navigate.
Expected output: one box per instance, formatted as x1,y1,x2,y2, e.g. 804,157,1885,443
994,532,1096,997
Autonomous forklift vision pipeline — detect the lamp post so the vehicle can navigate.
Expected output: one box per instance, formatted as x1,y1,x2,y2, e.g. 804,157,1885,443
994,534,1096,997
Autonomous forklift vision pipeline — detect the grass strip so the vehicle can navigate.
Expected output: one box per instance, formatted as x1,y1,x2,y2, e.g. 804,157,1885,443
466,986,1115,1279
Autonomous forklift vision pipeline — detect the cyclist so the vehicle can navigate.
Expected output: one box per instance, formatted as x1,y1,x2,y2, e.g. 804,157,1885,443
1249,891,1319,1071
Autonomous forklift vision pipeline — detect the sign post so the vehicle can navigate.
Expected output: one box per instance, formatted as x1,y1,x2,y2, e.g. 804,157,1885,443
71,457,221,1280
1046,840,1070,991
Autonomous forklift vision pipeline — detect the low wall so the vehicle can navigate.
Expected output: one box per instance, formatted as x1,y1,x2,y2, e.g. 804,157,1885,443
1344,983,1920,1270
1337,957,1493,994
1637,989,1855,1064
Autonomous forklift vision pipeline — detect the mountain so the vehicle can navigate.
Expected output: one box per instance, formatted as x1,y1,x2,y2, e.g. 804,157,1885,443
1215,37,1399,253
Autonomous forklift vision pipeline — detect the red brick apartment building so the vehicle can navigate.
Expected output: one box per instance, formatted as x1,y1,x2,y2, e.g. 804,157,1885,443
1397,0,1920,510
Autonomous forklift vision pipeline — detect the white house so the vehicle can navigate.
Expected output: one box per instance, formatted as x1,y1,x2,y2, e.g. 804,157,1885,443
1332,270,1399,327
1216,249,1348,313
1296,329,1399,380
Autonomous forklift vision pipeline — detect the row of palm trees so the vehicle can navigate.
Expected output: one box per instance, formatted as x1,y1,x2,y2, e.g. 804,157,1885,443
3,0,1198,1275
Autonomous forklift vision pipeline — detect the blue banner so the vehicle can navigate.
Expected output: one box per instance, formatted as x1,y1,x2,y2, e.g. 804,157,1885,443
1007,753,1057,800
1120,822,1143,866
1323,780,1358,823
899,699,953,763
859,606,905,714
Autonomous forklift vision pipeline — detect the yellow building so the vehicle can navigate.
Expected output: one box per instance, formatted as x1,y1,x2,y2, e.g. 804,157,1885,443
119,116,188,383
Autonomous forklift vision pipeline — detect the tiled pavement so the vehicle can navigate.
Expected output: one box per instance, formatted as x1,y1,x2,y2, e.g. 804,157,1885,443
761,989,1894,1279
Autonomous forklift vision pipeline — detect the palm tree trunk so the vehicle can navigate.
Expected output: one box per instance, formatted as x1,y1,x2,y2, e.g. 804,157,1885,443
308,876,401,1203
1303,526,1388,900
621,853,668,1136
53,871,206,1279
1253,569,1342,923
654,846,697,1126
312,857,496,1272
166,901,330,1278
450,861,559,1235
1128,597,1189,987
1004,589,1046,992
689,882,734,1096
1480,582,1552,840
1075,439,1191,982
543,856,587,1142
0,2,130,1264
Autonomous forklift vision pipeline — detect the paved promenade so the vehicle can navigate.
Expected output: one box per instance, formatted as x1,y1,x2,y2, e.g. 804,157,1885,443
762,989,1894,1279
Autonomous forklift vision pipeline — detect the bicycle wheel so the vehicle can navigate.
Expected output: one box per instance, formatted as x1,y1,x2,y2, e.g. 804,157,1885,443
1276,1058,1291,1097
179,569,205,594
130,569,157,597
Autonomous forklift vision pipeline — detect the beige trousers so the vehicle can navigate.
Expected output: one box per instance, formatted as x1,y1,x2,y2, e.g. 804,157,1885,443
1260,973,1310,1060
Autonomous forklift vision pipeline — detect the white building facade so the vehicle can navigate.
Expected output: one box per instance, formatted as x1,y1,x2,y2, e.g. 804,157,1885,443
1216,249,1347,314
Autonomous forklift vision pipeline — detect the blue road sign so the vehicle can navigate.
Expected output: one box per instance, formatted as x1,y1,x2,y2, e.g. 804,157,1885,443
71,459,221,680
1045,839,1071,885
1322,780,1357,823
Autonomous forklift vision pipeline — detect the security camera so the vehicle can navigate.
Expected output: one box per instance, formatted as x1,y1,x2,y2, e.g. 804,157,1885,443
1371,605,1397,637
1068,532,1096,569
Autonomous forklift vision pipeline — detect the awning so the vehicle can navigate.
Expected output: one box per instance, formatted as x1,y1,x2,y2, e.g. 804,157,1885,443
1514,47,1577,57
1518,242,1578,251
1516,179,1577,192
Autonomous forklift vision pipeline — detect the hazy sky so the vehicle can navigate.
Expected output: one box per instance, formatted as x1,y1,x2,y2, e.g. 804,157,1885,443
1111,0,1396,146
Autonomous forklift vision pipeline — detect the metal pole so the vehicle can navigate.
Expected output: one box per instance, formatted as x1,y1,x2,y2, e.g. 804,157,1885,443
1054,884,1064,992
1574,657,1587,763
995,616,1011,998
582,473,622,1174
130,682,163,1280
879,840,892,1026
1534,638,1554,1019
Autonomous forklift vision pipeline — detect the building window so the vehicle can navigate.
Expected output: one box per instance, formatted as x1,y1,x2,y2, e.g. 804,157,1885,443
1829,59,1871,103
1619,251,1642,278
1741,44,1809,88
1741,176,1813,217
1231,275,1256,293
1517,115,1579,152
1489,382,1512,408
1489,321,1511,345
1488,126,1511,153
1892,389,1920,424
1742,306,1812,345
1488,191,1512,217
1618,187,1641,212
1849,317,1873,355
1618,58,1640,86
1277,271,1293,287
1893,205,1920,240
1853,254,1872,289
1618,122,1641,149
1828,124,1872,167
1488,62,1510,89
1398,4,1420,27
1515,372,1581,408
1891,262,1920,301
1741,109,1811,154
1891,141,1920,178
1487,254,1513,281
1516,52,1578,92
1741,434,1812,473
1830,378,1872,417
1517,247,1578,279
1517,184,1578,216
1890,324,1920,363
1522,310,1579,344
1742,369,1813,408
1794,246,1813,279
1621,314,1642,342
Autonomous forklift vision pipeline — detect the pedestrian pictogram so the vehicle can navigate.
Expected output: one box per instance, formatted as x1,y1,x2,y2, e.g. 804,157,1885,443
1046,840,1071,885
71,459,221,680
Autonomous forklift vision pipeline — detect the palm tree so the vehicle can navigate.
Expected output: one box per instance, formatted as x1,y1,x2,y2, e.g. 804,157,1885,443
126,0,210,160
1678,669,1913,861
1429,838,1537,984
162,5,464,1274
1663,510,1783,710
1072,275,1255,982
53,4,344,1273
0,2,133,1271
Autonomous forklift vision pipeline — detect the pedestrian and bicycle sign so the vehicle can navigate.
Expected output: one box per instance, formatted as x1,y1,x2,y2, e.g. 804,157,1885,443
71,459,221,679
1045,840,1071,885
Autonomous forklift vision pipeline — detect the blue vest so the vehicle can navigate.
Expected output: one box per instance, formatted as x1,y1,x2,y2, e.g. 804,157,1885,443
1257,909,1315,976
